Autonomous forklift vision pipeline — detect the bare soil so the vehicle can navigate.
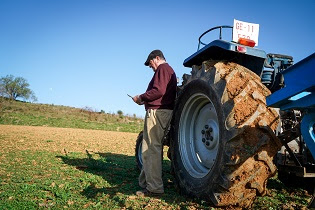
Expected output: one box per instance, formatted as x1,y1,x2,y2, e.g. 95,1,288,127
0,125,138,156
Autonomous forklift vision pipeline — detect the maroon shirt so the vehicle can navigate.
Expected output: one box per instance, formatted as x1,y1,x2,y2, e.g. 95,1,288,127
140,63,177,110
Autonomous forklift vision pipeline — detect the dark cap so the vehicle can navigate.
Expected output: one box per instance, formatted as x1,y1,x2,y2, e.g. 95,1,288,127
144,49,165,66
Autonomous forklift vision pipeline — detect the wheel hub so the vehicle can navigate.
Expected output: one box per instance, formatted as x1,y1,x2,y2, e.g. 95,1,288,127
202,124,216,149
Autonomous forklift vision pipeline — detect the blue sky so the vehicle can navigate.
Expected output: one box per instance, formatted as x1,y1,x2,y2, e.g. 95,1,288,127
1,0,314,118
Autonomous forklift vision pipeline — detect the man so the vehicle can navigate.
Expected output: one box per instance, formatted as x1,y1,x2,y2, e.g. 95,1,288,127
132,49,177,196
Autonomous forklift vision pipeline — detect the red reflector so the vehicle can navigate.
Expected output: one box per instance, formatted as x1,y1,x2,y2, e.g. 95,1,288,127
237,45,247,53
238,38,256,47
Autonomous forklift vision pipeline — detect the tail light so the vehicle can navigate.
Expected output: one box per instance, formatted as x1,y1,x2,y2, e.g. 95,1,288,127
238,38,256,47
237,45,247,53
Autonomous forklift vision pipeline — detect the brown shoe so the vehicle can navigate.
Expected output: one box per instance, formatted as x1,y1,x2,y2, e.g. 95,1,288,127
136,189,163,197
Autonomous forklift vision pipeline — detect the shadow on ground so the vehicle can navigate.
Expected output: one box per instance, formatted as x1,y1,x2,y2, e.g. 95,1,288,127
56,151,190,206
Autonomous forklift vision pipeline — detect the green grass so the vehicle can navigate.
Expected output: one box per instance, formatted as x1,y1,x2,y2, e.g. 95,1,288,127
0,148,311,209
0,97,143,133
0,150,209,209
252,177,311,209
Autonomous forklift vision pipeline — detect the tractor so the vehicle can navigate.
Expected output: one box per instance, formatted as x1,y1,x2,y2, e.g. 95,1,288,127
135,22,315,208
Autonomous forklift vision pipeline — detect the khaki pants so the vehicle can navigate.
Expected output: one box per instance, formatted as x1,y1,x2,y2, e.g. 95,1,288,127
139,109,172,193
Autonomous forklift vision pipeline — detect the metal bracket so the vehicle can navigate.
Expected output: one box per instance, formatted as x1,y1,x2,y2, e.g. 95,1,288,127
278,125,303,167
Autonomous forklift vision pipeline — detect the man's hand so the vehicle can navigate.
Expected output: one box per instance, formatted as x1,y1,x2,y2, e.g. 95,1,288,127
132,95,144,105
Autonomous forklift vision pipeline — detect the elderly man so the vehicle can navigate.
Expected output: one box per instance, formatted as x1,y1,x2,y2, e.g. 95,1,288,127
132,49,177,196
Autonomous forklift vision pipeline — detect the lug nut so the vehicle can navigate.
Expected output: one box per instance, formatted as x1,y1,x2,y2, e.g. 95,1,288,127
210,136,213,141
205,125,209,129
206,141,210,146
202,138,206,142
201,130,205,134
209,127,213,132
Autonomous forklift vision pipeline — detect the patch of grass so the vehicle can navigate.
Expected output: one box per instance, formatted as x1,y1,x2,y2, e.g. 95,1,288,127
0,137,312,209
0,97,143,133
0,149,212,209
252,176,312,209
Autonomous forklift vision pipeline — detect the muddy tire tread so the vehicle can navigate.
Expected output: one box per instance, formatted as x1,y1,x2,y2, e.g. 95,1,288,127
173,60,281,208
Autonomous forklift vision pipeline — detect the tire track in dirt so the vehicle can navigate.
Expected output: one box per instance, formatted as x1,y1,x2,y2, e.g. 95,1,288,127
0,125,138,156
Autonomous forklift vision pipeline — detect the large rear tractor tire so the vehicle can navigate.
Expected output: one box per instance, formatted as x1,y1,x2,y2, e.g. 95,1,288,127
171,61,281,208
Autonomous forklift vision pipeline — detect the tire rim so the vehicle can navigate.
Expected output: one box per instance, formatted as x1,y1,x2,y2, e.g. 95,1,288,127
179,93,219,178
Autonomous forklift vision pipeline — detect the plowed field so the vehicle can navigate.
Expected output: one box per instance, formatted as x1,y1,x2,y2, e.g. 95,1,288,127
0,125,138,155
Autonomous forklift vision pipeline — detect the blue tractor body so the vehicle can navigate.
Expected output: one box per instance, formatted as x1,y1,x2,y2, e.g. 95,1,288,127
183,39,267,77
267,53,315,112
267,53,315,169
